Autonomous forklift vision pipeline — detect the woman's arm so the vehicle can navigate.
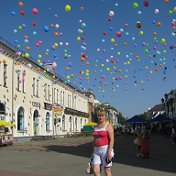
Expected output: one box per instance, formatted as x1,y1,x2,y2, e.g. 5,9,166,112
107,124,114,160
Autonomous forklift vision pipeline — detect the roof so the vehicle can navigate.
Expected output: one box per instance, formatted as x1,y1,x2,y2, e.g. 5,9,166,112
148,104,165,113
125,115,146,124
150,114,171,122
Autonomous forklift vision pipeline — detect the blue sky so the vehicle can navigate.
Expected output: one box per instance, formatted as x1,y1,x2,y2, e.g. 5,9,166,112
0,0,176,118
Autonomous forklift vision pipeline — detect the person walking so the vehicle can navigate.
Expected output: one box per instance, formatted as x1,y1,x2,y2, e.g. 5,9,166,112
91,108,114,176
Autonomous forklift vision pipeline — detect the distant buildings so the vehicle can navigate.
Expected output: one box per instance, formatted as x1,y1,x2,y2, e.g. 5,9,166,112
161,90,176,120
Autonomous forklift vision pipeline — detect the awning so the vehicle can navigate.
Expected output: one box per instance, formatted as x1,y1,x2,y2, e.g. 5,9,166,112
125,115,146,124
84,122,97,127
0,120,15,127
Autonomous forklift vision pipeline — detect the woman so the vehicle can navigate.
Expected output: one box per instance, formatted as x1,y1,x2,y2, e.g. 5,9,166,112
91,109,114,176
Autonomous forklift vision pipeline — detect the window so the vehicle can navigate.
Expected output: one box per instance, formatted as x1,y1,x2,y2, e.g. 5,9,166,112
57,89,59,104
69,116,72,131
68,94,69,107
48,85,50,101
22,70,26,93
17,70,21,91
54,88,56,103
75,117,77,131
33,78,35,96
3,63,7,87
63,91,65,106
62,115,65,131
60,91,63,105
17,107,24,131
0,103,5,115
36,79,39,97
44,83,47,100
80,118,83,129
46,112,50,131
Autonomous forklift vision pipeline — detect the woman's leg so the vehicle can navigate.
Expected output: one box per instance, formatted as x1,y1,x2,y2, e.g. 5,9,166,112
104,167,112,176
93,164,101,176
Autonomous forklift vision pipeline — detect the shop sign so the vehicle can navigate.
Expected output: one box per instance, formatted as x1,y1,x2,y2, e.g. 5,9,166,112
44,103,52,110
32,102,40,109
53,107,63,116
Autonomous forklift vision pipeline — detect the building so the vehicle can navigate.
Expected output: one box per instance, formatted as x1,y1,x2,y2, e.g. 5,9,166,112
0,37,89,142
145,104,165,120
161,90,176,120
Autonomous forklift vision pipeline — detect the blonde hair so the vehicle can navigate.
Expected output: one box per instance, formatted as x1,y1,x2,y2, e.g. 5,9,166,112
98,108,106,116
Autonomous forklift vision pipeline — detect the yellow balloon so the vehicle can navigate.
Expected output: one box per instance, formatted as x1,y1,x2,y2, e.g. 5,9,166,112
173,7,176,12
65,4,71,12
25,53,30,58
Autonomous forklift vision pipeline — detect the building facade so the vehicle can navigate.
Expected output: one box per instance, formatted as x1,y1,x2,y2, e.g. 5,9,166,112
161,90,176,120
0,38,89,141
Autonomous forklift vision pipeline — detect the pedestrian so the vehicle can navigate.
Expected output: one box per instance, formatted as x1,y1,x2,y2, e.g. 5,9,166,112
91,108,114,176
171,125,176,145
133,133,142,157
139,132,151,158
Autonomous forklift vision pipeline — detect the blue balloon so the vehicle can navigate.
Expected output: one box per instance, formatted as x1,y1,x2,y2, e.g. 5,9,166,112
43,25,49,32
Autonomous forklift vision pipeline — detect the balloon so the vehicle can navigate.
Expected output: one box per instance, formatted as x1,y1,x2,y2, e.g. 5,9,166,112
173,7,176,13
155,9,159,14
55,24,59,28
43,25,49,32
143,1,149,7
116,31,121,37
11,11,16,16
109,11,114,17
20,10,25,16
136,21,142,29
18,2,23,7
133,3,139,8
65,4,71,12
157,22,161,27
32,8,38,15
25,53,30,58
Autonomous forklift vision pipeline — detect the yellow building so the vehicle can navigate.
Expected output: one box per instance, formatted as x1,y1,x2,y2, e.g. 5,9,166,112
0,38,89,142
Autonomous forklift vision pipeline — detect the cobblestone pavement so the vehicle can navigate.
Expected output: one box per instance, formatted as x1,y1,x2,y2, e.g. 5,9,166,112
0,134,176,176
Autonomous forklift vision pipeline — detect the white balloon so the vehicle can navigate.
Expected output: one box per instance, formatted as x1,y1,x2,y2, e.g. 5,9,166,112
109,11,114,17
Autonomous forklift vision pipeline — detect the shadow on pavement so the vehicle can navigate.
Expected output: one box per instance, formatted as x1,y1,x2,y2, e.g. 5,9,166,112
44,134,176,174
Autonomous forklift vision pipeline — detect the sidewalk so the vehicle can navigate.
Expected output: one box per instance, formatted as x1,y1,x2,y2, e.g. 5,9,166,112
0,134,175,176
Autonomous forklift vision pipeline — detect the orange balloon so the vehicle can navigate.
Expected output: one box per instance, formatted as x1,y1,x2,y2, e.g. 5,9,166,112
54,32,59,37
153,32,157,36
66,67,70,71
157,22,161,27
80,57,85,62
18,2,23,7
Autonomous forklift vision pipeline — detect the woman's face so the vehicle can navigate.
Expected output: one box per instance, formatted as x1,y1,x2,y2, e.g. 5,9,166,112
98,113,106,123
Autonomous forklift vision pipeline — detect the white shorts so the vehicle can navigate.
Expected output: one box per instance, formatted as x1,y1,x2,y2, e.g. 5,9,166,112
91,145,114,167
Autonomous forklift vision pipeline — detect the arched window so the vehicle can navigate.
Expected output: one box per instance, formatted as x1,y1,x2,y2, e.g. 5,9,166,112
69,116,72,131
62,115,65,131
17,107,24,131
84,119,86,126
46,112,50,131
0,103,5,115
75,117,77,130
80,118,83,129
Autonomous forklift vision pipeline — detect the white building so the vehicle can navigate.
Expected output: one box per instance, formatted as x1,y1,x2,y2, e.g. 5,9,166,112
0,37,89,142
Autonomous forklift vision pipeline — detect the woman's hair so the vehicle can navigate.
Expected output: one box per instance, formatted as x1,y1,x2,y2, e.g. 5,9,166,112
98,108,106,116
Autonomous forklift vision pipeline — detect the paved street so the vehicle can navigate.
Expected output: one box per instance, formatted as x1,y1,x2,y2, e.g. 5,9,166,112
0,134,176,176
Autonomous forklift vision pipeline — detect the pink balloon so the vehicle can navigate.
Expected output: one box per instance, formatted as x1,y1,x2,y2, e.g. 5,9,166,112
32,8,38,15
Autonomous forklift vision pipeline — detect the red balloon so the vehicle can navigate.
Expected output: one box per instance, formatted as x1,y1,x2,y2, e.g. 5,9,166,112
144,1,149,7
20,10,25,16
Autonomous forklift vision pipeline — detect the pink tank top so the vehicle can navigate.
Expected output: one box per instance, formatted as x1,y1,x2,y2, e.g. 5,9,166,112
93,123,109,147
